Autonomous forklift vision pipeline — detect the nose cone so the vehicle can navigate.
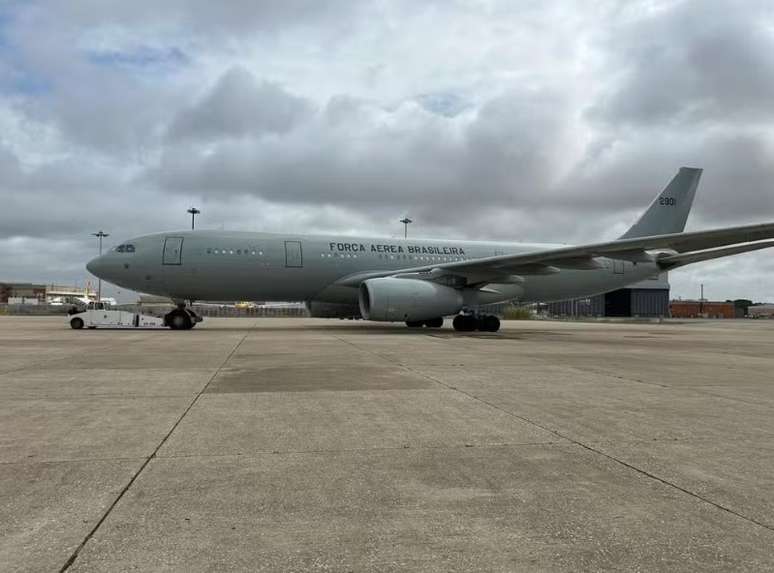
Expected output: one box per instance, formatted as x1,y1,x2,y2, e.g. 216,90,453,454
86,255,106,278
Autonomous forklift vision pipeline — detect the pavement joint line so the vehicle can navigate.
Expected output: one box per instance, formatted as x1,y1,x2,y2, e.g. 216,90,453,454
682,387,772,407
0,394,203,401
447,384,774,535
551,361,774,408
448,387,774,535
0,456,151,466
58,326,255,572
151,440,567,459
334,334,774,536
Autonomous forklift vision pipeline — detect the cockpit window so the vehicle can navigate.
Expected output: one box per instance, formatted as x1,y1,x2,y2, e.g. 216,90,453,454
114,244,135,253
116,245,125,253
125,244,135,253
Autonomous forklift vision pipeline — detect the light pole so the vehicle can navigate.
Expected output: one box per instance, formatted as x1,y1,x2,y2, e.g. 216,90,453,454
187,207,201,230
700,283,705,315
400,217,412,239
91,231,109,303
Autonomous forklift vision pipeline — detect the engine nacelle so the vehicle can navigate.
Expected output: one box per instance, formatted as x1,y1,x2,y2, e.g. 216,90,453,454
359,278,463,322
306,300,362,319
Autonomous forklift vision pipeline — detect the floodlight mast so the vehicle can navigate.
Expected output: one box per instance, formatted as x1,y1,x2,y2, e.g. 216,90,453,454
400,217,412,239
91,231,109,302
187,207,201,230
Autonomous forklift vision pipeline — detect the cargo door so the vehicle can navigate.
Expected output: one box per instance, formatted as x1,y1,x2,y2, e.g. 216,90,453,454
163,236,184,265
285,241,303,268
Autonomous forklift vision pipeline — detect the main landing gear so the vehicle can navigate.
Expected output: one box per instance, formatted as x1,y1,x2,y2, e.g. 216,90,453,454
405,317,444,329
164,304,202,330
453,313,501,333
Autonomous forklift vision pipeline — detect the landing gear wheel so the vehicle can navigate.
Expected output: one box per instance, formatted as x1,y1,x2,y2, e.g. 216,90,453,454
424,317,444,328
479,315,501,333
166,309,193,330
406,320,424,328
70,317,84,330
453,314,478,332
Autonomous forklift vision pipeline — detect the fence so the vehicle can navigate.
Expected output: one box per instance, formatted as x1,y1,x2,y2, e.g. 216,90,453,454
0,304,72,316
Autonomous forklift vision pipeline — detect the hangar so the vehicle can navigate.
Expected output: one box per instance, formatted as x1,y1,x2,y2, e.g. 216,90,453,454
545,274,670,318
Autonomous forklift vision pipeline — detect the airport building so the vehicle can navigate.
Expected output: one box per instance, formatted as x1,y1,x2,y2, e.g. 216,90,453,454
748,304,774,319
0,282,96,304
669,300,738,319
545,274,671,318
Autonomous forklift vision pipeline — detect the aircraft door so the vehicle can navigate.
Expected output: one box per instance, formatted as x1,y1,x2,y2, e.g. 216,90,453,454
285,241,303,268
613,260,625,274
163,236,184,265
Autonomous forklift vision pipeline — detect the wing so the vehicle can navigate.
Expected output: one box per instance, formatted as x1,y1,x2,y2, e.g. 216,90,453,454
335,222,774,287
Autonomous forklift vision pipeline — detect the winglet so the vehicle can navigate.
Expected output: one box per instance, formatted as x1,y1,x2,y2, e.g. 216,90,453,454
620,167,703,239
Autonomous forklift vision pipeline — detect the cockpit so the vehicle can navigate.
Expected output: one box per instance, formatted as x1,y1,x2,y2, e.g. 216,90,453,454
114,244,136,253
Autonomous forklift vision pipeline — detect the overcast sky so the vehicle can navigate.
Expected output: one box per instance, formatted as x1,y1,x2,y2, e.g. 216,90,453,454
1,0,773,302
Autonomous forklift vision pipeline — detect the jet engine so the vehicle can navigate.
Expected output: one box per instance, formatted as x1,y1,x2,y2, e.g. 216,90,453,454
359,278,463,322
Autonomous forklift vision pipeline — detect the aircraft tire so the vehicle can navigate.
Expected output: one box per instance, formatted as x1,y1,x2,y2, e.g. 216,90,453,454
70,317,84,330
406,320,424,328
424,317,444,328
479,315,501,332
167,310,193,330
453,314,477,332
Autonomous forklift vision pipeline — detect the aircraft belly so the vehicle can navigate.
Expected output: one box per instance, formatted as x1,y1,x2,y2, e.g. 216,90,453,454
161,262,341,302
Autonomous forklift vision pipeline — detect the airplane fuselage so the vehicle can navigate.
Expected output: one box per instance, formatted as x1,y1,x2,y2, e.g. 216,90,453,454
88,230,662,309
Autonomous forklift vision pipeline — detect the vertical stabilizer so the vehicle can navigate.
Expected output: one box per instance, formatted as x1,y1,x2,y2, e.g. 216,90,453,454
620,167,702,239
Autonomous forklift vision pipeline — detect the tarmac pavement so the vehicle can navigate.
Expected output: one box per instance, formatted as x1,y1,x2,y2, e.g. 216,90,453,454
1,316,773,572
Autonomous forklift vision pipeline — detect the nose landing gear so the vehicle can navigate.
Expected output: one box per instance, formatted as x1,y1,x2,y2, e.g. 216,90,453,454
452,313,500,333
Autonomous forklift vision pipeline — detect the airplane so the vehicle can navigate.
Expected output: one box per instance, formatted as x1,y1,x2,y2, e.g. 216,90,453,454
86,167,774,331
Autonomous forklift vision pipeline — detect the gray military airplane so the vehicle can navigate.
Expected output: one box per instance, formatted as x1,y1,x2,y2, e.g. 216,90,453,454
87,167,774,331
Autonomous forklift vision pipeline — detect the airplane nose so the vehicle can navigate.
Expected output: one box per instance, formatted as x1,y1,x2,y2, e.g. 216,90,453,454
86,255,105,278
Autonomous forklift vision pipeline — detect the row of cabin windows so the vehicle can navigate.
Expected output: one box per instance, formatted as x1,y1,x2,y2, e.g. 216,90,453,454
320,252,467,262
206,248,264,256
115,244,135,253
203,248,468,262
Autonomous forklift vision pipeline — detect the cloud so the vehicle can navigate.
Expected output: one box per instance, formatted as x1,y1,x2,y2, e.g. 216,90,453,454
168,67,312,141
590,0,774,126
152,84,579,219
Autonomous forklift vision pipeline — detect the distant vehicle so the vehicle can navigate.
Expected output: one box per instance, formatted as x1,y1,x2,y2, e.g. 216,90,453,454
67,302,169,329
52,296,114,307
87,167,774,332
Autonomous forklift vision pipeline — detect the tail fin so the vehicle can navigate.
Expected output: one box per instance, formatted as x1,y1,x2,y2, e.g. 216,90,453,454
620,167,702,239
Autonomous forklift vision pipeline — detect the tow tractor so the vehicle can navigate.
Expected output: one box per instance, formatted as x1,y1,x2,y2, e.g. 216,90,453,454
68,302,169,329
